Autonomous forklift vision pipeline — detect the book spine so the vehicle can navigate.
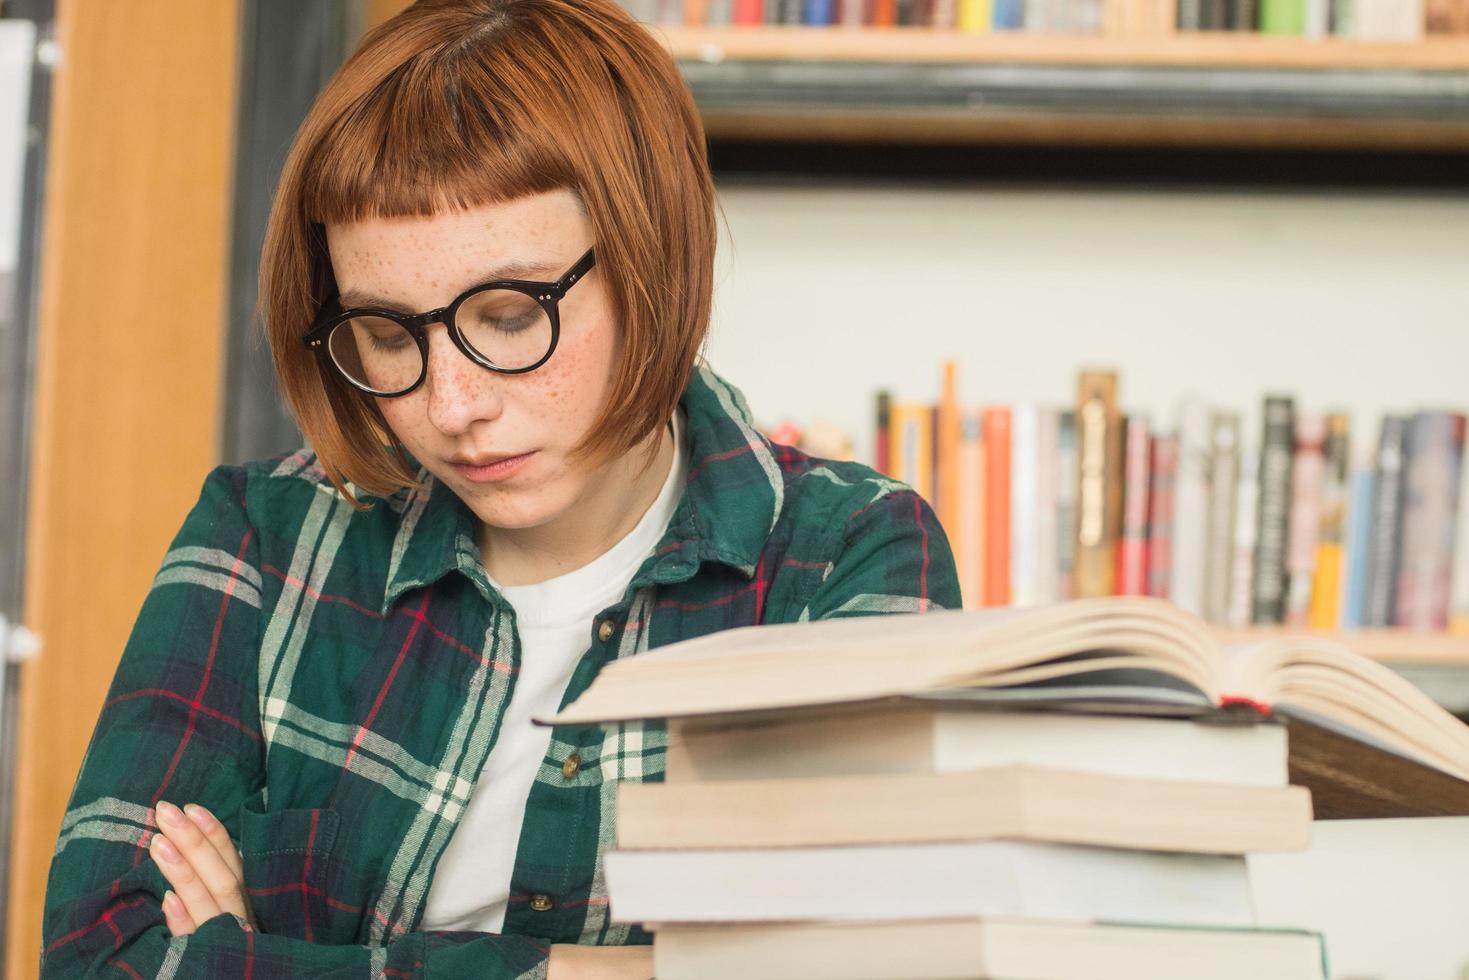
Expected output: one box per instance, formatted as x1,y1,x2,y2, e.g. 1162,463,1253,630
1363,415,1408,627
1394,412,1468,629
709,0,736,23
734,0,764,24
1203,412,1240,625
1170,400,1211,617
958,408,986,610
958,0,994,30
1036,407,1061,604
1178,0,1203,30
1340,444,1375,630
1428,0,1457,31
875,390,892,479
892,404,935,503
993,0,1025,27
1304,0,1330,34
1056,411,1078,601
1285,412,1325,628
1226,449,1259,628
1117,414,1152,596
1260,0,1305,32
686,0,712,24
1146,434,1178,599
1309,412,1351,630
1251,396,1296,625
1329,0,1356,32
983,407,1012,607
932,0,959,29
1355,0,1424,38
1073,371,1122,599
1011,403,1040,607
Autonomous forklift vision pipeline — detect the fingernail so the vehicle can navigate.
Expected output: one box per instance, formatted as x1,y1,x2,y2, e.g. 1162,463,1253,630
151,835,181,863
183,804,215,830
155,801,183,829
162,890,182,916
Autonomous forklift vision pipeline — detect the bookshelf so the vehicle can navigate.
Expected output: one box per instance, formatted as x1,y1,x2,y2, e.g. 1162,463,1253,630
647,26,1469,149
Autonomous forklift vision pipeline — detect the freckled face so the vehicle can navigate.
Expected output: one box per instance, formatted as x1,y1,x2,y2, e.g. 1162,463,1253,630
324,190,616,530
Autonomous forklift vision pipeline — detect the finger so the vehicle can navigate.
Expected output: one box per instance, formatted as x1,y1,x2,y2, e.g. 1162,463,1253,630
155,801,245,921
183,804,244,884
160,889,196,937
149,831,222,927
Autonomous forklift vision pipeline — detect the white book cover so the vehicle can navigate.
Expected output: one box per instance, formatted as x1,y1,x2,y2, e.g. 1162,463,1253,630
1304,0,1330,35
608,840,1255,928
1171,399,1211,616
1010,403,1040,607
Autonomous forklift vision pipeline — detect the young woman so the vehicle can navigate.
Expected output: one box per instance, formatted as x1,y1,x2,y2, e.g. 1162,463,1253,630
40,1,959,976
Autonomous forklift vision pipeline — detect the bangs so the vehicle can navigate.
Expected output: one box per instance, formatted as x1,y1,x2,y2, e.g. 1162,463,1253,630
302,38,579,224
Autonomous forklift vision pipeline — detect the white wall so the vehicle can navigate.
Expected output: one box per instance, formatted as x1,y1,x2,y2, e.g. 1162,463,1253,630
705,183,1469,465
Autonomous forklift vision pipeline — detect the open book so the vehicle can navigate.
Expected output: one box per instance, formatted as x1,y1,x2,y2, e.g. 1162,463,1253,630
545,595,1469,785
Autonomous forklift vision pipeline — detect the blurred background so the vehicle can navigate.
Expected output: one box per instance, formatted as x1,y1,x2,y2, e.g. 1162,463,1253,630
1,0,1468,976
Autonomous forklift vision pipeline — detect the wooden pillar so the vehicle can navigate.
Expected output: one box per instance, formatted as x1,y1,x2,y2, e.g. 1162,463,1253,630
7,2,240,975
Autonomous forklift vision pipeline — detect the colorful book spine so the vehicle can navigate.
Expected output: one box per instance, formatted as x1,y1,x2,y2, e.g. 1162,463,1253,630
1252,395,1295,625
1304,0,1330,35
1179,0,1203,29
983,407,1012,607
1146,434,1177,600
958,0,994,30
1170,399,1210,617
1117,414,1152,596
891,403,935,503
993,0,1025,27
734,0,764,24
1011,403,1041,607
1203,412,1240,625
1285,412,1325,628
1227,448,1259,628
1260,0,1305,32
1394,412,1468,630
1340,443,1375,631
1056,410,1078,602
1072,371,1123,599
1309,412,1350,630
1364,416,1409,627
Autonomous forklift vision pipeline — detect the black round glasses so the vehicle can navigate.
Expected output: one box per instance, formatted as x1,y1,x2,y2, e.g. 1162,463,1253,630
303,247,596,397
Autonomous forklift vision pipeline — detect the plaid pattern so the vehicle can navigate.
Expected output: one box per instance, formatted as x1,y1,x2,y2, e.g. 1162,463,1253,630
40,363,959,978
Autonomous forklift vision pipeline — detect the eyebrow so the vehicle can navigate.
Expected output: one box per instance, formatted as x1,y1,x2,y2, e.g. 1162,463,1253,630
336,258,564,312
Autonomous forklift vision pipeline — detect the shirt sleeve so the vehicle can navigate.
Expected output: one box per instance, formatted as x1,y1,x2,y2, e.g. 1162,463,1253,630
803,484,962,620
40,465,551,979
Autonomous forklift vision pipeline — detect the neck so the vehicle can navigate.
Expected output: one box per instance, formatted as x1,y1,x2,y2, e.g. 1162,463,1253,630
477,420,675,587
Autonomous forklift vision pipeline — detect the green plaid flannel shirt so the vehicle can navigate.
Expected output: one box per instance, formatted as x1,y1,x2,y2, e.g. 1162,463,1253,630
40,364,960,978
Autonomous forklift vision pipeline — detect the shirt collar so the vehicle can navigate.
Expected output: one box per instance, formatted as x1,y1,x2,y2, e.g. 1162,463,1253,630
379,362,783,613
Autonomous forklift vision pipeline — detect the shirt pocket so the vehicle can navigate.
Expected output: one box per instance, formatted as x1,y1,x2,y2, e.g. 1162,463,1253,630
238,790,347,943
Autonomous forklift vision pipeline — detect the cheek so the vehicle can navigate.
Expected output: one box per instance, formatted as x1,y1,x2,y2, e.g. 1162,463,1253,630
536,316,618,420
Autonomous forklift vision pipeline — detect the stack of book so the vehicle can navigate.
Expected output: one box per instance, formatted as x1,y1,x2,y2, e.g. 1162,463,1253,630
620,0,1462,41
547,597,1469,977
876,364,1469,633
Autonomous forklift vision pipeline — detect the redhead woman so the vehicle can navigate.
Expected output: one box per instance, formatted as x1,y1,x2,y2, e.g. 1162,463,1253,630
40,1,958,976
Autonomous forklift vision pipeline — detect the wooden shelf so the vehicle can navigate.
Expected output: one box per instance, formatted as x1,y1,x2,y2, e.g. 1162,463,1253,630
653,26,1469,71
647,26,1469,150
1213,627,1469,666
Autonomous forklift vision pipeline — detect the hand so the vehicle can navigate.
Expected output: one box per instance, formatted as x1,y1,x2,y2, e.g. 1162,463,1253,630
548,943,654,980
147,800,257,936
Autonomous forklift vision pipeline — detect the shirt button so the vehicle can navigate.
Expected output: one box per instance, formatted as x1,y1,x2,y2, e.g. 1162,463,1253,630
562,753,582,780
529,893,554,912
597,620,615,642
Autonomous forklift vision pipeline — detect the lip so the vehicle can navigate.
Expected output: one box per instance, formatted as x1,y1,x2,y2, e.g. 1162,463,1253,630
452,451,536,483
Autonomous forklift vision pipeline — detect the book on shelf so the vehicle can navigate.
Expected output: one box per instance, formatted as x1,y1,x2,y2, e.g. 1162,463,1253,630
545,594,1469,786
870,363,1469,638
623,0,1453,38
650,918,1328,980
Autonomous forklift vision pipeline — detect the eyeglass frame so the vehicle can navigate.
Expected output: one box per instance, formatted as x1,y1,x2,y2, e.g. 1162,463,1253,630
302,246,597,397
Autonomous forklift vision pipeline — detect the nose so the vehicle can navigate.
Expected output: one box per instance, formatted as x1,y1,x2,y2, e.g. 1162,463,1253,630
422,325,504,435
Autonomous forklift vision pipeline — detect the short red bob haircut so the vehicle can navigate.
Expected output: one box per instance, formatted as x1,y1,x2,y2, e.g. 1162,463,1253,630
259,0,716,506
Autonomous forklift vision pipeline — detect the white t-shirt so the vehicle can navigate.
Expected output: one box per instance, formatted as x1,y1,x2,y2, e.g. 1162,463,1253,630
419,410,687,932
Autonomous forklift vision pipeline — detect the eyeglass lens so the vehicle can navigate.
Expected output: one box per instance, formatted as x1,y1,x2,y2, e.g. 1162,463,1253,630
326,288,554,393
